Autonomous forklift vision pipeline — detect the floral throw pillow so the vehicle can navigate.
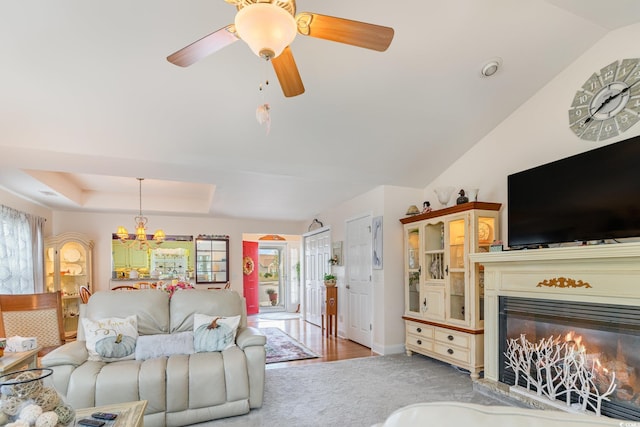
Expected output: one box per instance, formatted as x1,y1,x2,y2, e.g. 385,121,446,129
82,315,138,362
193,313,240,352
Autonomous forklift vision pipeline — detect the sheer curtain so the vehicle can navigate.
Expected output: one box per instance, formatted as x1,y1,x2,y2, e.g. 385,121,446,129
0,205,46,294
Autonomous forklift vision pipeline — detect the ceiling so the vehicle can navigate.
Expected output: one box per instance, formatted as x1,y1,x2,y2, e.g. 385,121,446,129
2,0,640,221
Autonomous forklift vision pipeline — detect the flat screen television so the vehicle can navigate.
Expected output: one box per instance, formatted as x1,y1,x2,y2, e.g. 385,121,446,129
507,135,640,248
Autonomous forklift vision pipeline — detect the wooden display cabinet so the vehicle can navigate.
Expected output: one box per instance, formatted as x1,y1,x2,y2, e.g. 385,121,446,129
44,232,94,337
400,202,500,378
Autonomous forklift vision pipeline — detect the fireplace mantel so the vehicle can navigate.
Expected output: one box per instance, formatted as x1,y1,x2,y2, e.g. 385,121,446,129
470,241,640,383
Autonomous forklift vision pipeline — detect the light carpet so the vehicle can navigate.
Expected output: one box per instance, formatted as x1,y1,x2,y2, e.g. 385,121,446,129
197,353,511,427
260,327,320,364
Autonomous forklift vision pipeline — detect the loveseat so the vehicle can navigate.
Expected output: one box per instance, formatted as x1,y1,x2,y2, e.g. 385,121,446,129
373,402,627,427
41,289,266,427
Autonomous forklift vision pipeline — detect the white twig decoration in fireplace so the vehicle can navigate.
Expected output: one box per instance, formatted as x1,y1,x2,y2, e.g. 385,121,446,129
504,334,616,416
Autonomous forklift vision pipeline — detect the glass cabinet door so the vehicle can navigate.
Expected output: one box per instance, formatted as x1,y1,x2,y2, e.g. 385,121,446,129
59,241,88,332
477,216,496,251
406,227,420,315
448,218,466,322
422,221,446,320
424,221,444,281
195,235,229,284
406,227,420,271
475,215,496,324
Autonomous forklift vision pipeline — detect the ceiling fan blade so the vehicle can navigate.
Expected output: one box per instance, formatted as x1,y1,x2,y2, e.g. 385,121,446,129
167,24,238,67
296,13,394,52
271,46,305,98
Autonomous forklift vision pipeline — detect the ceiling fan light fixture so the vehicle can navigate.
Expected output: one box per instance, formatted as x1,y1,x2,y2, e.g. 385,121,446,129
234,3,297,59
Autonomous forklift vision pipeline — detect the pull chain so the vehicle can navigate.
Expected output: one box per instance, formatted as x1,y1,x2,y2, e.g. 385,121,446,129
256,58,271,134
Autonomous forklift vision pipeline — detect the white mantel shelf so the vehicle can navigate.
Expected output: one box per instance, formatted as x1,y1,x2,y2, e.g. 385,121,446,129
470,241,640,384
470,241,640,263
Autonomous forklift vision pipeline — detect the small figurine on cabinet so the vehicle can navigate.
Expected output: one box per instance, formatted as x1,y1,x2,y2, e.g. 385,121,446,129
421,201,432,213
456,189,469,205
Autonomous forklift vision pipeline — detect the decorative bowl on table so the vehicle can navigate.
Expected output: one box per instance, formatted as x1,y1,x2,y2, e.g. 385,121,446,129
0,368,75,426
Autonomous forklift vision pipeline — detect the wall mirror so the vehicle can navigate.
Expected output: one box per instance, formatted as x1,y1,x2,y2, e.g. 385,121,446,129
195,235,229,284
112,234,194,280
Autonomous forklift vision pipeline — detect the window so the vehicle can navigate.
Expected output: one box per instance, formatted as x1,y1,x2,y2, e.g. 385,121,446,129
0,205,45,293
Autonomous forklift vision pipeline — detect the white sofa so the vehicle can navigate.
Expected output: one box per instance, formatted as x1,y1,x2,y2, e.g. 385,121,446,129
373,402,628,427
41,289,266,427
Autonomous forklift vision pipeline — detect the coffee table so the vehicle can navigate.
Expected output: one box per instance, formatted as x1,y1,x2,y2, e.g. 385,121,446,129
75,401,147,427
0,349,39,374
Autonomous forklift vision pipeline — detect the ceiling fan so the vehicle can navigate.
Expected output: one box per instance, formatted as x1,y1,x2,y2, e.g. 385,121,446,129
167,0,394,97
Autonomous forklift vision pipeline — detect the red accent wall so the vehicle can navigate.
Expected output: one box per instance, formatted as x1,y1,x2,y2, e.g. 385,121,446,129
243,241,259,315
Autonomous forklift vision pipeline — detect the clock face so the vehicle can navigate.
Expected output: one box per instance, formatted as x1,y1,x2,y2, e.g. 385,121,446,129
568,58,640,141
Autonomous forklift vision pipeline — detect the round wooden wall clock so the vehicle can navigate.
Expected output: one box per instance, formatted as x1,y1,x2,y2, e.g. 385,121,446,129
568,58,640,141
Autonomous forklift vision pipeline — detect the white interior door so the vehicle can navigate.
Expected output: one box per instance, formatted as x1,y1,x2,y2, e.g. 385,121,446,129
304,230,330,326
346,215,372,347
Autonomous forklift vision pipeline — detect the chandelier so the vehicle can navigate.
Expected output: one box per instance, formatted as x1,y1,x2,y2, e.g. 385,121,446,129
115,178,166,249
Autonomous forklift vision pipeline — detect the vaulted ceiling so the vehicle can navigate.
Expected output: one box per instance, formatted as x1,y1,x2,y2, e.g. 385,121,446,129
2,0,640,220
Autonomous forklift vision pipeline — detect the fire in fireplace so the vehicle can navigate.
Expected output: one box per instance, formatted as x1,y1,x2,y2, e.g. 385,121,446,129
499,296,640,420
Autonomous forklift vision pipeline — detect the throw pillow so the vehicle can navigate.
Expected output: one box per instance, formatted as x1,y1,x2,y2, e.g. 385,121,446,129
134,331,194,360
82,315,138,362
193,313,240,352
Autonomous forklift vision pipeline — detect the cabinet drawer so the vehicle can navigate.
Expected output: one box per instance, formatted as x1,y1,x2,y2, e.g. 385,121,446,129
405,321,434,339
434,342,470,364
406,333,434,352
434,329,470,349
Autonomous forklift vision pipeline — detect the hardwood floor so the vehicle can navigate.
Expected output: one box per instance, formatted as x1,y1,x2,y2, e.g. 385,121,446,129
247,313,378,368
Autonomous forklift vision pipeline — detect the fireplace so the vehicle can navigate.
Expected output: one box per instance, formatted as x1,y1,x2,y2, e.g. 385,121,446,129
470,241,640,421
498,296,640,420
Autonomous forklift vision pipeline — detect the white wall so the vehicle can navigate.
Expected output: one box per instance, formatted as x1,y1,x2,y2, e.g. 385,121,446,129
426,23,640,243
314,185,423,355
4,23,639,357
379,186,426,354
51,211,306,292
313,23,640,355
314,185,381,346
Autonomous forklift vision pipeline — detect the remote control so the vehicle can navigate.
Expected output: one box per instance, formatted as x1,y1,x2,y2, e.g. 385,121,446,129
91,412,118,420
78,419,105,427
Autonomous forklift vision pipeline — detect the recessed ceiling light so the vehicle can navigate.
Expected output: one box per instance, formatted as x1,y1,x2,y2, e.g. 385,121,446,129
480,57,502,77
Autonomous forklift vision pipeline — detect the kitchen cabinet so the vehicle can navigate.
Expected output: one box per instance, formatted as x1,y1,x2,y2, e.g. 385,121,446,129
112,237,194,279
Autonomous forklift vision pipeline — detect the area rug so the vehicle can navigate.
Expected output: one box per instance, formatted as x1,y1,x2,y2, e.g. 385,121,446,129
195,353,516,427
260,327,320,364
